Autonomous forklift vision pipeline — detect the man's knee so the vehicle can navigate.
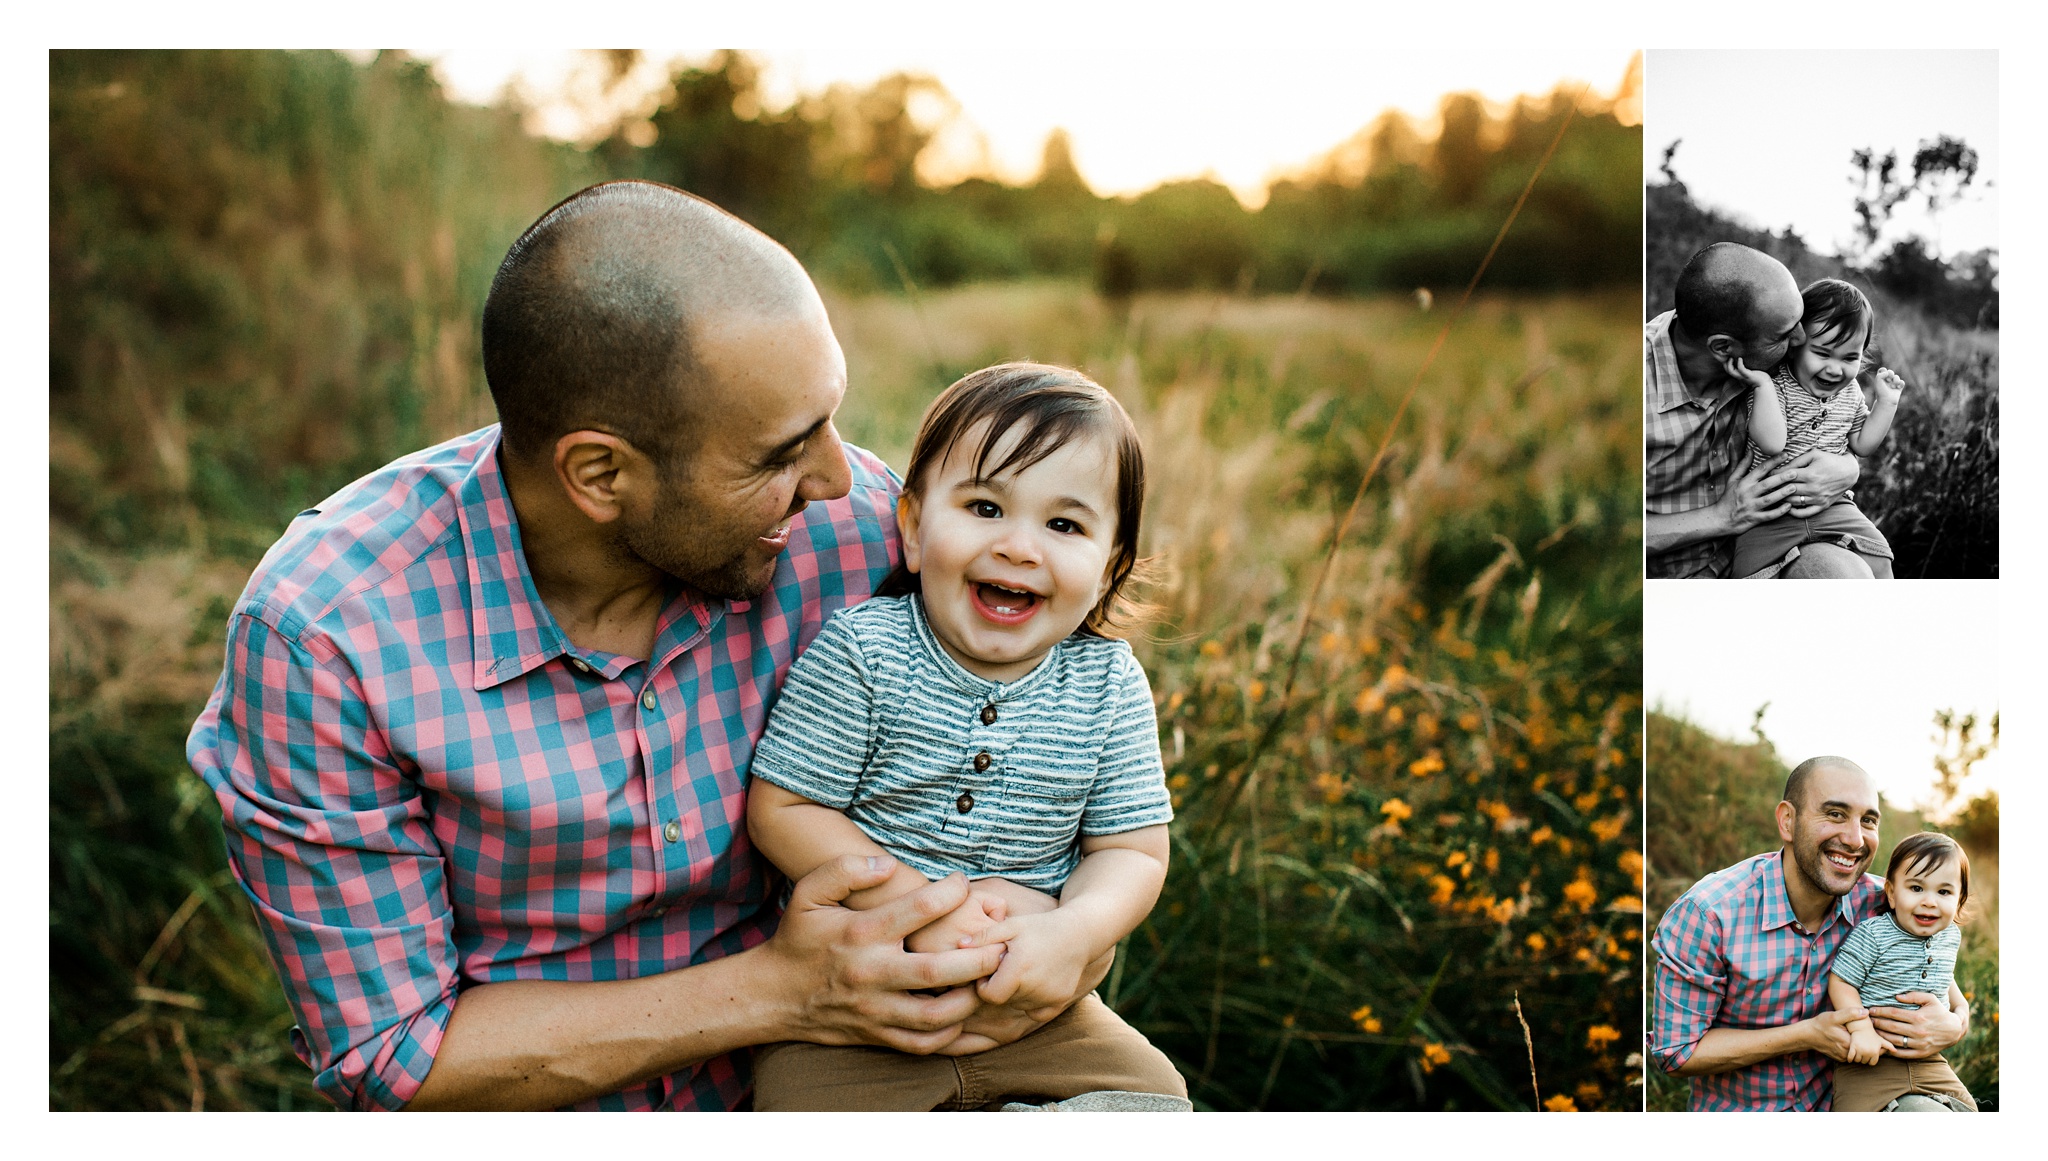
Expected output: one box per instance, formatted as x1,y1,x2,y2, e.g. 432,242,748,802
1780,543,1873,579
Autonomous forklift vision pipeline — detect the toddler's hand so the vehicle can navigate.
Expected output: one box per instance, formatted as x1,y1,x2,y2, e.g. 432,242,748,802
1848,1026,1888,1067
905,889,1008,956
1866,366,1907,405
971,911,1091,1016
1719,353,1775,394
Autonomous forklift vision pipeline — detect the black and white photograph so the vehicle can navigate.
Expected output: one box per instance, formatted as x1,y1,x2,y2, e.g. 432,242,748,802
1643,50,1998,580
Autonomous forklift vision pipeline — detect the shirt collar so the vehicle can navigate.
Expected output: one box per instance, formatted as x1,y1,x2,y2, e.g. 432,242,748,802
908,592,1056,700
455,427,726,690
1645,310,1713,416
457,429,570,691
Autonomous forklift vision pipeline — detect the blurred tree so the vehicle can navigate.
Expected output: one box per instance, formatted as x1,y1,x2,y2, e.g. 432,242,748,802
1928,708,1998,824
1433,93,1487,206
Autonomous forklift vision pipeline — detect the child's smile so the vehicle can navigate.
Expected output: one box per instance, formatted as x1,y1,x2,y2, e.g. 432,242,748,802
1788,320,1868,399
900,422,1120,684
1884,857,1962,938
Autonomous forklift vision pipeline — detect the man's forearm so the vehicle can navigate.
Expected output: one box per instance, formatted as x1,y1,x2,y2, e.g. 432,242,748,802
1668,1021,1812,1077
1644,504,1731,558
407,945,796,1110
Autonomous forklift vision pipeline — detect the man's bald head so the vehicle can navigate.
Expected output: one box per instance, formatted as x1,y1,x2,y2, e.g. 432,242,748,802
482,181,821,465
1782,755,1870,811
1673,242,1802,349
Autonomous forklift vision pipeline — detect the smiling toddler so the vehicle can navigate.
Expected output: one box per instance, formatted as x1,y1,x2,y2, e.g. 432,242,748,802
1826,831,1979,1111
1732,278,1906,579
743,362,1186,1110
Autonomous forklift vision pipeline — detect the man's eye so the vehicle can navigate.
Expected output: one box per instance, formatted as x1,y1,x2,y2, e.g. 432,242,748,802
968,500,1001,518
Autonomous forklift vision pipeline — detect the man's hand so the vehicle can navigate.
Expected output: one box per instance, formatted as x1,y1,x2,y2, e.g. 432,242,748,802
758,856,1008,1054
1714,455,1797,536
1761,450,1861,519
905,890,1008,955
1869,995,1966,1060
1801,1006,1870,1063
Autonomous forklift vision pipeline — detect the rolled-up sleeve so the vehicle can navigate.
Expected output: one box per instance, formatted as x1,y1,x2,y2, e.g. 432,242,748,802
1650,892,1726,1074
188,610,457,1110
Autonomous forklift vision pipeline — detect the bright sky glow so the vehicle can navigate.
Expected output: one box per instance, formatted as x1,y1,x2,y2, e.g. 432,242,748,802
1645,50,1998,260
419,48,1640,207
1646,583,2001,815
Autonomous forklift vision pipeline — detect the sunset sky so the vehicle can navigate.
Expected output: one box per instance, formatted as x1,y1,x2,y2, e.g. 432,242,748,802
420,47,1640,207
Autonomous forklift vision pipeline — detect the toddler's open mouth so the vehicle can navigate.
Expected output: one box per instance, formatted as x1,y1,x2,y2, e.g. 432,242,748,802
972,581,1041,622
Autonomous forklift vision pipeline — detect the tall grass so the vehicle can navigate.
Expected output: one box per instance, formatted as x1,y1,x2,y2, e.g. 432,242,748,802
1644,710,1999,1112
834,284,1645,1110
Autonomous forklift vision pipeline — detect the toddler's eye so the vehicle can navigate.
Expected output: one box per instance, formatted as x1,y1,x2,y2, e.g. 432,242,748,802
968,500,1001,519
1048,517,1083,535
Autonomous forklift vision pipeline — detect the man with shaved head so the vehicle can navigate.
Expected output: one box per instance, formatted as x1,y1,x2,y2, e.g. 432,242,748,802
1651,756,1969,1108
1645,243,1870,578
189,182,1100,1110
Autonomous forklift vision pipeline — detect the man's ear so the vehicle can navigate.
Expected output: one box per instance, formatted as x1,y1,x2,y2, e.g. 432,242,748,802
552,430,645,525
1774,799,1797,846
896,493,923,574
1705,333,1743,360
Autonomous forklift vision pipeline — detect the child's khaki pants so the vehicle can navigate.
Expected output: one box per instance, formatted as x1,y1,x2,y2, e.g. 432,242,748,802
752,994,1187,1111
1831,1055,1978,1112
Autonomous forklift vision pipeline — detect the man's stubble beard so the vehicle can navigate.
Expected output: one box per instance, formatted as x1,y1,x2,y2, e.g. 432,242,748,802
609,470,781,603
1789,816,1864,899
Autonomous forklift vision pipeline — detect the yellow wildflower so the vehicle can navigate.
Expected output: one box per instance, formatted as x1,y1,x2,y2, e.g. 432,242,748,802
1445,851,1468,868
1525,932,1547,953
1544,1094,1578,1112
1350,1005,1383,1035
1381,664,1409,688
1354,687,1386,714
1457,711,1480,731
1529,826,1553,846
1380,798,1412,822
1610,895,1644,913
1562,874,1598,912
1586,1025,1621,1051
1408,750,1444,777
1589,814,1627,842
1420,1043,1452,1073
1200,640,1224,658
1483,848,1500,873
1617,849,1644,886
1247,680,1266,702
1487,897,1515,924
1429,874,1457,905
1386,705,1405,726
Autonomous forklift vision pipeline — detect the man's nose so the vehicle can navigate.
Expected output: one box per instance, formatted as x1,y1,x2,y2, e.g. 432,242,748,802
796,422,853,505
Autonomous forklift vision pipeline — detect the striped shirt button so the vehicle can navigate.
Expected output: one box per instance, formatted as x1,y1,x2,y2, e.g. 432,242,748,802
663,819,681,843
973,751,991,772
957,792,974,813
981,704,998,725
642,689,658,711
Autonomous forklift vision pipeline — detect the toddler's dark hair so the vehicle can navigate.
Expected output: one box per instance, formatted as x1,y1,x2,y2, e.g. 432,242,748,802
879,362,1150,637
1882,831,1972,918
1799,278,1876,353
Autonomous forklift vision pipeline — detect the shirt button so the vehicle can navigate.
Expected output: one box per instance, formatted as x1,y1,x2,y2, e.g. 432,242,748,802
642,689,659,711
663,819,681,843
981,704,998,725
957,792,975,813
569,658,592,674
650,905,668,919
973,751,992,772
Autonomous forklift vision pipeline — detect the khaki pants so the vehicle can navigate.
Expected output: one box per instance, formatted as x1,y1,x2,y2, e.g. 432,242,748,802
752,994,1187,1111
1832,1055,1978,1112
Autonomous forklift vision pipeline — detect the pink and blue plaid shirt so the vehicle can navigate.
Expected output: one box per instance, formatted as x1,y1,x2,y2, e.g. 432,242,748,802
187,425,900,1110
1651,850,1884,1110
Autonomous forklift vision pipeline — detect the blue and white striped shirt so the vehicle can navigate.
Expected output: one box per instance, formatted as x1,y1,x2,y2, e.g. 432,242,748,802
1831,911,1963,1012
748,594,1172,894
